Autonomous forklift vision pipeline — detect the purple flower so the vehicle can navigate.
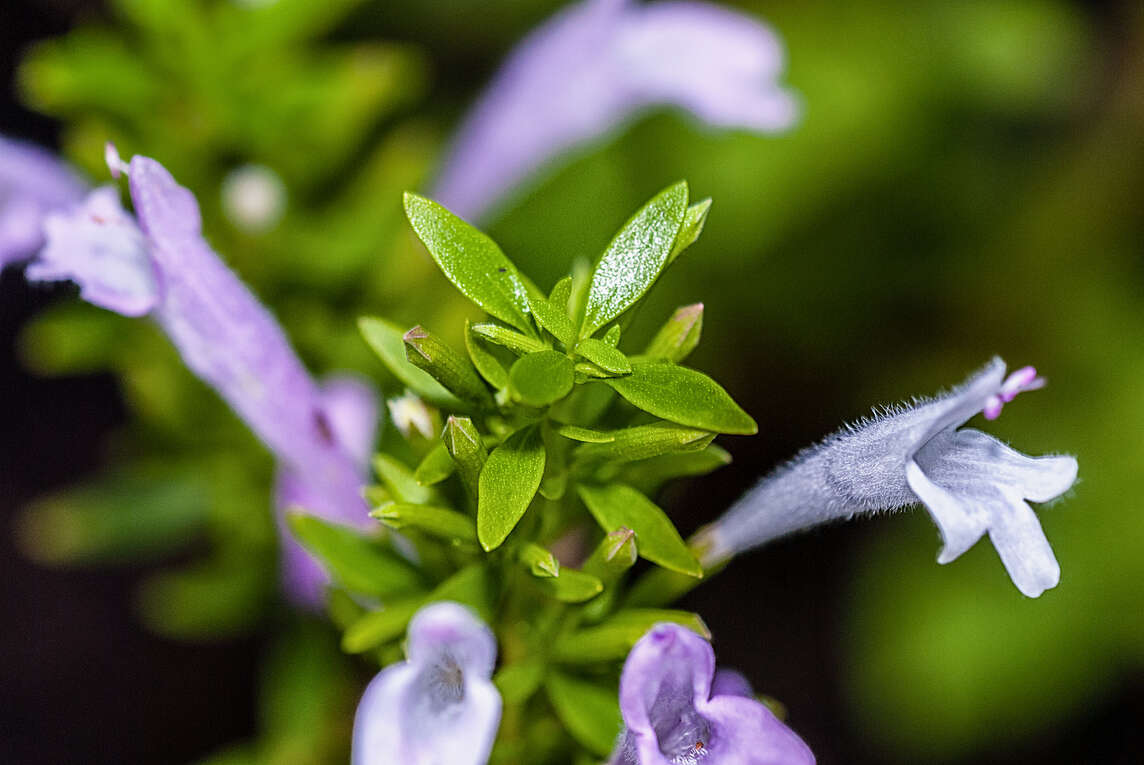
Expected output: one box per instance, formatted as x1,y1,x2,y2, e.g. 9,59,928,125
611,623,814,764
21,147,377,603
703,359,1078,598
433,0,797,220
0,134,87,268
275,375,378,606
353,602,502,765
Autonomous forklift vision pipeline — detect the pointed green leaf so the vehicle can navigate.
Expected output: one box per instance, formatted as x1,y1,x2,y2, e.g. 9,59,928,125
545,673,623,756
548,275,573,310
404,326,493,407
581,181,689,337
471,322,547,355
575,337,631,375
370,503,477,544
359,317,463,409
509,351,574,408
602,324,621,347
553,609,710,663
287,514,424,598
413,442,455,486
552,423,615,443
644,304,703,363
578,484,701,577
539,568,604,603
582,527,638,585
527,290,577,345
574,423,714,465
619,444,732,493
403,193,533,334
495,661,546,705
443,415,487,498
477,426,546,550
519,543,560,577
464,319,509,389
342,597,422,653
667,198,712,265
604,361,756,435
372,453,435,505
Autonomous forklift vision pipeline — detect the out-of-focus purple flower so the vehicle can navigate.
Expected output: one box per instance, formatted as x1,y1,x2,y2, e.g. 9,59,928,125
21,147,377,604
353,601,502,765
703,359,1078,598
0,134,87,268
610,623,814,764
25,186,158,315
433,0,797,220
276,375,378,605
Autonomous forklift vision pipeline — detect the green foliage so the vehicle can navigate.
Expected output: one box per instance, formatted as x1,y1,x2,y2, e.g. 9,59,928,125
291,183,751,763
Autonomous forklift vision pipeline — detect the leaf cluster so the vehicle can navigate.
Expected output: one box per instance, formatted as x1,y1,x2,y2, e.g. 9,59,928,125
296,182,754,762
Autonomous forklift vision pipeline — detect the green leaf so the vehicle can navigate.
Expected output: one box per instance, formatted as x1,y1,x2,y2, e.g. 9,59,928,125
471,322,547,355
414,442,455,486
527,290,577,345
548,275,573,310
578,484,701,577
430,564,497,622
464,319,509,389
371,503,477,545
342,597,423,653
509,351,575,408
359,317,463,409
373,453,435,505
602,324,621,347
538,568,604,603
573,423,714,465
554,609,710,663
287,514,424,598
644,304,703,363
582,527,638,585
477,426,546,550
403,193,533,334
443,415,487,498
552,423,616,443
667,198,712,265
619,445,732,494
404,325,493,407
575,337,632,375
604,361,757,435
17,469,207,564
495,660,546,705
581,181,689,337
545,672,623,757
519,543,560,577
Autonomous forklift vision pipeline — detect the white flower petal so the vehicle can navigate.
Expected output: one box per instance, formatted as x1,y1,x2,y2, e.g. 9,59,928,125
906,460,988,564
987,488,1061,598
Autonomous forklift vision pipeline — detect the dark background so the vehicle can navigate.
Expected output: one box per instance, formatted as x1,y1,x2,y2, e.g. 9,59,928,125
2,1,1141,763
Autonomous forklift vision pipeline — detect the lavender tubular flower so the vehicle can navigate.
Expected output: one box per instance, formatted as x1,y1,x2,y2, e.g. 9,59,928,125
21,148,376,602
0,134,87,268
433,0,797,220
353,602,502,765
611,623,814,764
703,359,1078,598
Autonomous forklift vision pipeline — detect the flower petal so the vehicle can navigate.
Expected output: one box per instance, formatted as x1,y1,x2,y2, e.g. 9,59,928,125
433,0,796,220
937,428,1078,503
353,603,501,765
699,695,815,764
25,186,159,316
987,488,1061,598
710,668,753,699
905,459,988,564
0,134,87,266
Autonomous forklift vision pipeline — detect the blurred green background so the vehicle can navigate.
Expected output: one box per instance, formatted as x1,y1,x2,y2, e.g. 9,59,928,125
2,0,1141,762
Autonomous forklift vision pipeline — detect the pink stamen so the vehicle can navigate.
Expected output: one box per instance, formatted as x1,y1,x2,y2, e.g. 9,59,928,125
104,142,129,179
985,366,1046,419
